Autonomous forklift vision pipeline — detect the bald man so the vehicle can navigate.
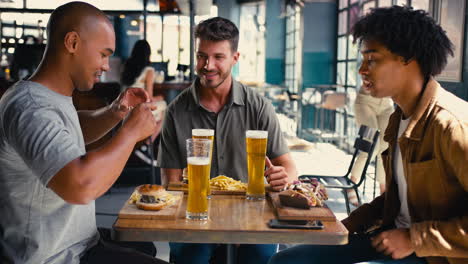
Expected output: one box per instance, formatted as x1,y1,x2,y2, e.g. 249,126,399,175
0,2,166,264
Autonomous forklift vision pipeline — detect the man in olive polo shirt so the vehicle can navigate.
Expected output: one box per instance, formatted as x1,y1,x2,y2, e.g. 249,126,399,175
157,17,297,264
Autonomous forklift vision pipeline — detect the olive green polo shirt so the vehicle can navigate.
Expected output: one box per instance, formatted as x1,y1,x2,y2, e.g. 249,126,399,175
157,78,289,182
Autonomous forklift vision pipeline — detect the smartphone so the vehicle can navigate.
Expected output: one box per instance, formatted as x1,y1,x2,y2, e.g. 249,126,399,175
268,219,324,230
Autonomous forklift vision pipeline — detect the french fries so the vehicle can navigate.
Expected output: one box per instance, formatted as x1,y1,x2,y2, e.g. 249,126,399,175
210,175,247,191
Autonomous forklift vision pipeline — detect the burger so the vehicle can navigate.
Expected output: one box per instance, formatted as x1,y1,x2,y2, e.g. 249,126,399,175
134,184,175,211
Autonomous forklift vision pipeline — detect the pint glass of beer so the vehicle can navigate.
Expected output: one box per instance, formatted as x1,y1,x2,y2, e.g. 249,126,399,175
186,138,211,220
245,130,268,200
192,129,214,198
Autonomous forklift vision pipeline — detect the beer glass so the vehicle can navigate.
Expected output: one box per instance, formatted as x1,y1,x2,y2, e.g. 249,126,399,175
245,130,268,200
186,138,211,220
192,129,214,199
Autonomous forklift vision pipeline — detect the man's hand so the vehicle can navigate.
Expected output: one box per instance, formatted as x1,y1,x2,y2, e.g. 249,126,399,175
111,87,150,120
264,157,289,191
371,228,414,259
121,102,158,142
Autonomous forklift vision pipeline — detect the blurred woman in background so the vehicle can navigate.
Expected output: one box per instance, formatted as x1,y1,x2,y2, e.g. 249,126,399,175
121,39,164,102
121,40,165,161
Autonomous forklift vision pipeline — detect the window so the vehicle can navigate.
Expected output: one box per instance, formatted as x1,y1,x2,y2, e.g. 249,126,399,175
0,1,217,78
0,12,49,57
284,4,302,93
238,2,266,84
161,15,185,76
143,7,218,77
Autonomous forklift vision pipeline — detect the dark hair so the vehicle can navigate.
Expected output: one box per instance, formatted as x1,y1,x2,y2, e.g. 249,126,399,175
121,40,151,86
47,1,106,49
195,17,239,52
352,5,454,78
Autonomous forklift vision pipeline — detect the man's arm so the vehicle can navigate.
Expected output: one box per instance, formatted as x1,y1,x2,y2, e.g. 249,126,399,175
161,168,183,187
78,87,150,145
408,120,468,258
145,68,155,98
265,153,298,191
359,119,468,260
342,194,386,233
78,105,122,145
342,146,393,234
48,103,157,204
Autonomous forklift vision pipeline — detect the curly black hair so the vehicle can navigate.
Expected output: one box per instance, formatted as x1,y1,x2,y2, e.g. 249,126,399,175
352,5,454,78
195,17,239,52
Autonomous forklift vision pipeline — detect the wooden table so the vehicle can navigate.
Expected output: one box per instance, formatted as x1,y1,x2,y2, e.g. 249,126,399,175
112,194,348,245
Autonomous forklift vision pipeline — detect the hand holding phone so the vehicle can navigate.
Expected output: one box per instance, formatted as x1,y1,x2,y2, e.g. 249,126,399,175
268,219,324,230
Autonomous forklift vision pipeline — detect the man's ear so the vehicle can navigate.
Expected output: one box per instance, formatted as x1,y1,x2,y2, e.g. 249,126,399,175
232,51,240,65
64,31,79,53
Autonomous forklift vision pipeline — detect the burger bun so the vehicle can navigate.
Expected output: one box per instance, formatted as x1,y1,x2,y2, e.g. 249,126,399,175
135,184,171,211
136,200,168,211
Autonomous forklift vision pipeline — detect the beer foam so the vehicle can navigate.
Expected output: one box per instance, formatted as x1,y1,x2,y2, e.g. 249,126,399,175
192,129,214,137
246,130,268,139
187,157,210,165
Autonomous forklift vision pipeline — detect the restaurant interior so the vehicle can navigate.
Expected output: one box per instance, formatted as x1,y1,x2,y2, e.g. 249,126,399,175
0,0,467,262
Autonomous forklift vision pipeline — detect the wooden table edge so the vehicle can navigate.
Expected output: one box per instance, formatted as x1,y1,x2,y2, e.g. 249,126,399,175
111,219,349,245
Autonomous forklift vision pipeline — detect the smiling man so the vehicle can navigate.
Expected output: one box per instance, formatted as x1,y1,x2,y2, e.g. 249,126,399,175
269,5,468,264
0,2,165,264
157,17,297,264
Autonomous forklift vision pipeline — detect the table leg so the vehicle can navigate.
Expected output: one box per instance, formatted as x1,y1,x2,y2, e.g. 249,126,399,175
226,244,237,264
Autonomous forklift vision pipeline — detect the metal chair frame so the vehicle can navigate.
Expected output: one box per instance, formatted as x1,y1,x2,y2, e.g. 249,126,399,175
299,125,380,214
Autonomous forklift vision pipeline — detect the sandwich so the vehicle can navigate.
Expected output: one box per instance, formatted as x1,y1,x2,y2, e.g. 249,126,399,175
278,179,328,209
278,189,311,209
133,184,175,211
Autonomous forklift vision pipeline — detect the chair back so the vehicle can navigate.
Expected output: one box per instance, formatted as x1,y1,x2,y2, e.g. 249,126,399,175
346,125,380,187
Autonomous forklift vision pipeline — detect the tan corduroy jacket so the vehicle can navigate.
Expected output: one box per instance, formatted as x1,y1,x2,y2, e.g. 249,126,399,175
343,79,468,264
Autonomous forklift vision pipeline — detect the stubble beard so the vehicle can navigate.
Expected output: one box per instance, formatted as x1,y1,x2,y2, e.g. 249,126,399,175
200,71,230,90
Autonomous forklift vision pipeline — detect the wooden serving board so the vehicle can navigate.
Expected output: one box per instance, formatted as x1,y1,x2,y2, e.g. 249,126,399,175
167,182,246,195
118,191,184,220
268,192,336,222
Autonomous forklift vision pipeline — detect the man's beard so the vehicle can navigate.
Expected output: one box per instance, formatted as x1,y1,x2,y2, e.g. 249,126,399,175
199,70,230,89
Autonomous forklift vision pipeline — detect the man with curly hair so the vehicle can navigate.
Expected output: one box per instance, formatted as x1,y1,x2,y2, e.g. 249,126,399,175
269,5,468,264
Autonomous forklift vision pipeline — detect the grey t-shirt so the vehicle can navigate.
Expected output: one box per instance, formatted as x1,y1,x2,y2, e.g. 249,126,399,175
158,78,289,181
0,81,99,264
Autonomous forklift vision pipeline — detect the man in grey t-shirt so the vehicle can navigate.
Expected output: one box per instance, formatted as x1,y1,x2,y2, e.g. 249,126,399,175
158,17,297,264
0,2,165,264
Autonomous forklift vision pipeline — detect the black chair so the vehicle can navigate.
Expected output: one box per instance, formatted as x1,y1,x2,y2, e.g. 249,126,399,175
299,125,380,214
176,64,188,73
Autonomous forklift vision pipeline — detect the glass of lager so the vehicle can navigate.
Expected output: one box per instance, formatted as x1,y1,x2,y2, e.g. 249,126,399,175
186,138,211,220
192,129,214,199
245,130,268,200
